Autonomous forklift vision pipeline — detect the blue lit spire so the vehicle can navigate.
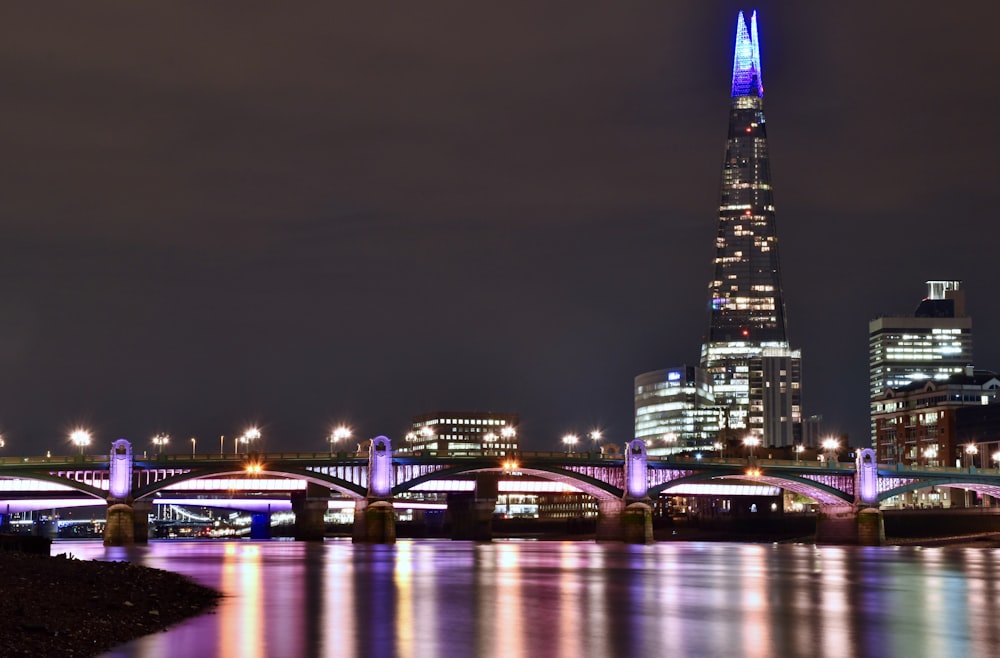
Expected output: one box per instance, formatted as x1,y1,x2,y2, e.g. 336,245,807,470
731,10,763,98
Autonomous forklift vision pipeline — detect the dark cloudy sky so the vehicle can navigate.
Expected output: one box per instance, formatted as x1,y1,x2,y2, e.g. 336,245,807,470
0,2,996,455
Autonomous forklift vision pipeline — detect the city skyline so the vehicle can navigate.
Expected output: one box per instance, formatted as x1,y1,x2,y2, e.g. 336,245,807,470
0,3,998,453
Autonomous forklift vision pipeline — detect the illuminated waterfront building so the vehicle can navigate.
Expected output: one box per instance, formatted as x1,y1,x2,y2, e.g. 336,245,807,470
634,366,718,454
403,411,519,453
698,10,802,447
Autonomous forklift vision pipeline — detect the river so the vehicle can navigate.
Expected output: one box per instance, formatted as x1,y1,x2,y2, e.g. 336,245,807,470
56,539,1000,658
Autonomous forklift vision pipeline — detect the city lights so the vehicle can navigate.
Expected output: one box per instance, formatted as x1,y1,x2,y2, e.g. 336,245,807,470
70,429,91,456
562,434,578,453
742,435,760,458
152,434,170,454
328,426,351,455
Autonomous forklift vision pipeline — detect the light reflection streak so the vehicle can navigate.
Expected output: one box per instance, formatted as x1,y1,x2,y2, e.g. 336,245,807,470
219,543,263,658
323,543,356,658
817,547,853,658
394,541,414,658
496,542,526,658
556,542,584,658
739,544,771,658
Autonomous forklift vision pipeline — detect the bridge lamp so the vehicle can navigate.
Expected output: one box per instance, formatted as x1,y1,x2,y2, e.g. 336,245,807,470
329,426,351,455
70,429,92,456
562,434,578,453
152,433,170,454
965,443,979,469
245,462,263,475
483,432,497,450
821,438,839,453
742,435,760,458
190,437,196,456
992,451,1000,472
794,444,805,462
0,435,4,449
241,427,262,453
589,430,603,452
501,426,516,441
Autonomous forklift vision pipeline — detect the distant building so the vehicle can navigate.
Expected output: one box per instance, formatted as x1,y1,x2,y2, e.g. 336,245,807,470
403,412,519,453
634,365,718,454
869,280,973,443
871,368,999,465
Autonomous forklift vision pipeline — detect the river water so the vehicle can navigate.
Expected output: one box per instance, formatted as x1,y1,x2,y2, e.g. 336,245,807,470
57,539,1000,658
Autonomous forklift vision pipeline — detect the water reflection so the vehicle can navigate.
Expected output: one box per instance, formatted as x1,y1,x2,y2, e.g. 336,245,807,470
53,540,1000,658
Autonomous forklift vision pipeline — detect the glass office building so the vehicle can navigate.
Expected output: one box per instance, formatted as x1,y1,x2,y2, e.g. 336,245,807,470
698,11,802,446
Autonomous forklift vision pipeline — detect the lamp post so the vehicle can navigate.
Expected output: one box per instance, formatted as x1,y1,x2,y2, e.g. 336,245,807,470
152,434,170,455
713,442,724,459
501,426,516,448
589,430,602,453
742,435,760,460
821,438,840,465
70,429,91,456
483,432,497,454
329,426,351,455
923,446,938,468
992,451,1000,473
794,444,805,463
562,434,578,454
190,437,197,457
663,433,677,456
242,427,261,453
964,443,978,470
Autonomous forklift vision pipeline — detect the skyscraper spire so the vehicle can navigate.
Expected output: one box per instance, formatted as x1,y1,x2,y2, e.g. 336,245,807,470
701,10,802,446
731,10,764,98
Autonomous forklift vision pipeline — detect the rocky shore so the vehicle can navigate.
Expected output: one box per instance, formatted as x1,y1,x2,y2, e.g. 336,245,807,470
0,550,221,657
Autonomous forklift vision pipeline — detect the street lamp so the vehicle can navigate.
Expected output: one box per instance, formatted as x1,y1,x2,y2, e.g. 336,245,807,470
794,444,805,462
70,429,91,456
329,426,351,455
923,446,938,468
562,434,578,453
500,426,516,446
992,451,1000,472
241,427,261,453
821,438,839,463
713,442,724,459
589,430,603,452
964,443,979,470
152,434,170,454
190,437,197,457
742,435,760,460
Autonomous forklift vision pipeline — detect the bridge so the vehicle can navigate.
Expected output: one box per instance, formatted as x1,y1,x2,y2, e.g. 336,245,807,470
3,437,1000,545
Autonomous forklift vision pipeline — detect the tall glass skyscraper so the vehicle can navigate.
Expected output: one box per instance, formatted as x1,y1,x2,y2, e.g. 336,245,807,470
699,11,802,446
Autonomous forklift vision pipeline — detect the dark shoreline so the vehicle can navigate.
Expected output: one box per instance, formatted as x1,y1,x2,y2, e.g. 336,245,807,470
0,551,221,658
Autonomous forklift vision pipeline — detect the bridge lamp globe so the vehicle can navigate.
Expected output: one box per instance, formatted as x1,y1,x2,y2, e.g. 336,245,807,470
483,432,497,451
243,427,262,451
562,434,578,453
992,451,1000,470
329,426,351,455
70,429,92,456
742,435,760,457
821,438,839,452
152,433,170,454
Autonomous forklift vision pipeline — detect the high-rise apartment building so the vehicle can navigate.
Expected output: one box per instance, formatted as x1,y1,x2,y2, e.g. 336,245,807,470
698,11,802,447
869,280,973,443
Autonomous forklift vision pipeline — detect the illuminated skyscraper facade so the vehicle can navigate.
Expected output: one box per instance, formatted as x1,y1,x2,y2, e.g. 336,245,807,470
699,11,802,446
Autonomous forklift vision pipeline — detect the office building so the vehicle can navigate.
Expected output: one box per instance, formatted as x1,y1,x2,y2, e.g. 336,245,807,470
404,411,519,453
698,10,802,447
634,366,718,454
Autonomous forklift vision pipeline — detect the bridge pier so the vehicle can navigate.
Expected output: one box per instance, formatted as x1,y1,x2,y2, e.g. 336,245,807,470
352,499,397,543
447,473,498,541
104,503,134,546
597,499,653,543
292,483,331,541
815,504,885,546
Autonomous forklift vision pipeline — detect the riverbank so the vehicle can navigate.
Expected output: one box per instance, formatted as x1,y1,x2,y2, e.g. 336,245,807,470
0,550,221,657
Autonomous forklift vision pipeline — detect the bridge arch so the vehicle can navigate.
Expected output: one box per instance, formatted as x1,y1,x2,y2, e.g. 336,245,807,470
879,478,1000,503
132,466,366,500
649,470,855,505
0,471,107,501
394,464,623,500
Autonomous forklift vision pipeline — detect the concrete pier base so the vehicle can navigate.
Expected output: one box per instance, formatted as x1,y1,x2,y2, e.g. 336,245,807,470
446,493,496,541
596,498,625,542
104,503,135,546
622,501,654,544
857,507,885,546
292,496,328,541
816,504,884,545
353,499,396,544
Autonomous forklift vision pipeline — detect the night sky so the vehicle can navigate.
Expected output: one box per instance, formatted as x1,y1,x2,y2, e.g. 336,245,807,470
1,2,997,455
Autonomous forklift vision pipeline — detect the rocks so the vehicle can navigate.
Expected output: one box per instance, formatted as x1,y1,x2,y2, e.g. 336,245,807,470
0,551,220,657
